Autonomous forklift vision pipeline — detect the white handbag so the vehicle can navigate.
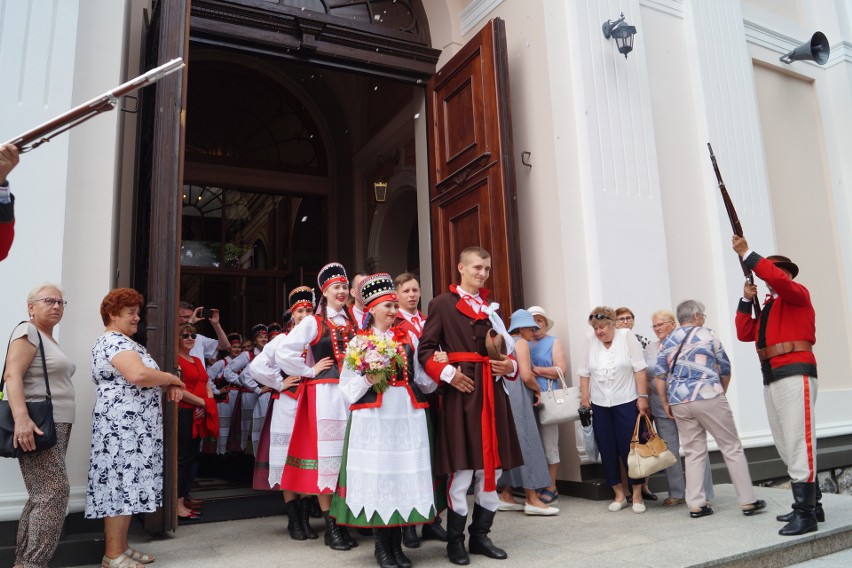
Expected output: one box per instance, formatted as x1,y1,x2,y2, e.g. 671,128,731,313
627,414,678,478
537,368,581,425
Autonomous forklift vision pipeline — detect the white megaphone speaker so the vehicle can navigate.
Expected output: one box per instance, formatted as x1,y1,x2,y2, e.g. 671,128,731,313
780,32,830,65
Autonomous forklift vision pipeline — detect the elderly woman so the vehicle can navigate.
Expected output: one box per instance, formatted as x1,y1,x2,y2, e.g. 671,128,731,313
644,310,715,507
654,300,765,519
177,323,215,520
497,309,558,516
85,288,185,568
3,284,76,568
578,306,650,513
527,305,567,505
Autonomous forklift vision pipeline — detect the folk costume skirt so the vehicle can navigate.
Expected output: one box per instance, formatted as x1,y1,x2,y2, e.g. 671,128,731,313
252,396,276,491
331,386,437,527
215,389,237,454
264,393,299,490
280,381,348,494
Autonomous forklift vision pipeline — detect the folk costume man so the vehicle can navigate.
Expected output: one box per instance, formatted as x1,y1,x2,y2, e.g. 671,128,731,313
418,247,523,565
732,235,820,536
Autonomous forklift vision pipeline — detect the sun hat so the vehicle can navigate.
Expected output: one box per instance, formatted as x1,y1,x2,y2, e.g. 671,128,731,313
508,309,540,334
527,305,554,331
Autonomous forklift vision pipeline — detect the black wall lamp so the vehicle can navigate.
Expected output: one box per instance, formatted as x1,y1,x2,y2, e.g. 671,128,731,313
602,12,637,59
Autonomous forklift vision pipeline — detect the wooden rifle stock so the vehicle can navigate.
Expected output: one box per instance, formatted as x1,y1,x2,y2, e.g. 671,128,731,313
4,58,185,152
707,143,761,316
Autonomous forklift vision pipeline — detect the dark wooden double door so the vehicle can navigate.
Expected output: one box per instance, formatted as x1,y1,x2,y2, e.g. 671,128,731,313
141,0,522,531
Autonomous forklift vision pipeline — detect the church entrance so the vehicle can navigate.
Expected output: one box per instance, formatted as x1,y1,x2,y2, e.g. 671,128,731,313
138,0,522,532
178,47,427,508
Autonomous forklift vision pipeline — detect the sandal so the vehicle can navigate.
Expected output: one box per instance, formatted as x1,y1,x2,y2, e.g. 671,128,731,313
538,489,559,504
641,489,659,501
124,548,156,564
102,553,144,568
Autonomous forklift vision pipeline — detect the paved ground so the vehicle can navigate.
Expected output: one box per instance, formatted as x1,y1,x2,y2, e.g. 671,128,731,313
68,484,852,567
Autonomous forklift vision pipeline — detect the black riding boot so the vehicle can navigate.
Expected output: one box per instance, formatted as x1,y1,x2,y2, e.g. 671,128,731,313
322,511,352,551
401,525,421,548
339,523,358,548
467,504,507,559
777,484,825,523
421,515,448,542
374,528,399,568
299,497,318,539
286,499,307,540
779,482,819,536
390,527,412,568
445,509,470,565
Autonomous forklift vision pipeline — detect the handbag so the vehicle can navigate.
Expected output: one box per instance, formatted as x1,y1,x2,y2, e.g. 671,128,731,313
0,322,57,458
538,367,581,425
627,413,677,478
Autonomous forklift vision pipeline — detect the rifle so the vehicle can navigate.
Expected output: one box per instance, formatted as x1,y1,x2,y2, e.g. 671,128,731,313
707,143,761,316
5,58,185,152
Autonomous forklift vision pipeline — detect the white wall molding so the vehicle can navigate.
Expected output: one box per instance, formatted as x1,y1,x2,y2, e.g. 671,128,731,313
460,0,504,35
638,0,683,19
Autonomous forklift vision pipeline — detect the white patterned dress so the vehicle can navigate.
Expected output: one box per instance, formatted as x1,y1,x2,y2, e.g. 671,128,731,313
85,332,164,518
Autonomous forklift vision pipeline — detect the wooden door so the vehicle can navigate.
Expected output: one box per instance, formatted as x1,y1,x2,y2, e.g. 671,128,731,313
426,18,523,313
141,0,191,534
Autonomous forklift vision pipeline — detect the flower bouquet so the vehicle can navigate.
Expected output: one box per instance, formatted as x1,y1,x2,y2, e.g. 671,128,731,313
344,334,405,393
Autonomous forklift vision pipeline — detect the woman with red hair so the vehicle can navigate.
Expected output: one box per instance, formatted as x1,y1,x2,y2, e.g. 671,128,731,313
85,288,185,568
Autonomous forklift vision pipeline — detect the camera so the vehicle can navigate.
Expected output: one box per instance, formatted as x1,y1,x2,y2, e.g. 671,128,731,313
200,307,215,319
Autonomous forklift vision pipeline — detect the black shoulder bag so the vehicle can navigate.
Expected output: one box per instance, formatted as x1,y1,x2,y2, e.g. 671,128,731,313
0,322,57,458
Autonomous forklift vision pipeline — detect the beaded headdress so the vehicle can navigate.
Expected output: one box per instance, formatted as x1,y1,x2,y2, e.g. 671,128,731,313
317,262,349,293
358,273,398,309
288,286,316,312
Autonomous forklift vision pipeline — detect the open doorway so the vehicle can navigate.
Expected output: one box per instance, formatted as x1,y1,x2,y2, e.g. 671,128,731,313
178,44,425,511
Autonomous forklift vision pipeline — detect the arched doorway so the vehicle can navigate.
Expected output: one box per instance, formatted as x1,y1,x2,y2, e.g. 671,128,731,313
367,168,420,277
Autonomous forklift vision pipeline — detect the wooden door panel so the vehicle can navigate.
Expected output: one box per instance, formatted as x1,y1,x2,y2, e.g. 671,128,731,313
426,18,522,312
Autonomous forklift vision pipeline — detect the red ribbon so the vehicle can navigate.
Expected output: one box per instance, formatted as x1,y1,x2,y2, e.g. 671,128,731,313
448,351,500,491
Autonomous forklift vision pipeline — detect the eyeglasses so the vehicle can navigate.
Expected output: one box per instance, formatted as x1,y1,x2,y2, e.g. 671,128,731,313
34,298,68,307
616,316,634,322
588,313,611,321
180,333,197,339
652,321,675,330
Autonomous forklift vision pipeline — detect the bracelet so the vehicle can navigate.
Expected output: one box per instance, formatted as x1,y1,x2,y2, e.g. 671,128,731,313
637,393,649,398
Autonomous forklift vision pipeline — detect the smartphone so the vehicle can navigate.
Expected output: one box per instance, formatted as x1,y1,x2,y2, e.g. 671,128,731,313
200,308,215,319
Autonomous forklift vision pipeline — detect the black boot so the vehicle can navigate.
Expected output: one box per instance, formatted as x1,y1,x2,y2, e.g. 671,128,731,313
777,484,825,522
322,511,352,551
421,515,448,542
401,525,420,548
299,498,318,539
374,528,399,568
340,524,357,548
310,495,323,518
467,504,507,559
445,510,470,565
779,482,819,536
286,499,307,540
389,527,413,568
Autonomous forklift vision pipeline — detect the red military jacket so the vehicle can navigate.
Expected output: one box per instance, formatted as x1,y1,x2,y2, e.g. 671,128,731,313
735,252,817,385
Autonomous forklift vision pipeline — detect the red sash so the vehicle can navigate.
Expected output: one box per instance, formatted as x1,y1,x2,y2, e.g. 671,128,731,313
448,351,500,491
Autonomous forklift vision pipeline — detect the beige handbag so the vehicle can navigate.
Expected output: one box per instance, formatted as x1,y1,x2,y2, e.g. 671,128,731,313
537,367,581,425
627,414,677,478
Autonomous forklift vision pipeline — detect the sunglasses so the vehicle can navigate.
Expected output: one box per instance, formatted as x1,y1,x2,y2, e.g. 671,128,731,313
181,333,197,339
588,313,611,321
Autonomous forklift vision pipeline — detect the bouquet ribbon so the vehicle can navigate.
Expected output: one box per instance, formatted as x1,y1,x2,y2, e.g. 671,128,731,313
448,351,500,491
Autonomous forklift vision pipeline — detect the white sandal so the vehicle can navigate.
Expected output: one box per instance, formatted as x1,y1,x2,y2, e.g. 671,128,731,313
102,553,144,568
125,548,156,564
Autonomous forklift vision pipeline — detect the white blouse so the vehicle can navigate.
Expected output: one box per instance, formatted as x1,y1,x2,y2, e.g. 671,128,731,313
577,328,646,407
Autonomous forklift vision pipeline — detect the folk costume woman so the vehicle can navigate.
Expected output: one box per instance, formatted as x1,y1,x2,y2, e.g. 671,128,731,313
207,333,245,454
264,263,357,551
250,286,325,540
331,273,438,568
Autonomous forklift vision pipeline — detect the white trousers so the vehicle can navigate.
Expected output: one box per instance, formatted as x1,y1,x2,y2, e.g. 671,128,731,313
447,469,502,516
764,375,818,483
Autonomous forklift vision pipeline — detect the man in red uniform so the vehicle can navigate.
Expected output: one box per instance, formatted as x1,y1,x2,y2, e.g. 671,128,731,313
732,235,820,536
418,247,522,565
0,143,21,261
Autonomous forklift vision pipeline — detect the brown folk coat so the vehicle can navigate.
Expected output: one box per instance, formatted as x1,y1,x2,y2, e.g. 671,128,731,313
418,288,523,475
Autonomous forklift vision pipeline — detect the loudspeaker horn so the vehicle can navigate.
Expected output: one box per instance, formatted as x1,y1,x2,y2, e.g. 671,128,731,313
780,32,830,65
